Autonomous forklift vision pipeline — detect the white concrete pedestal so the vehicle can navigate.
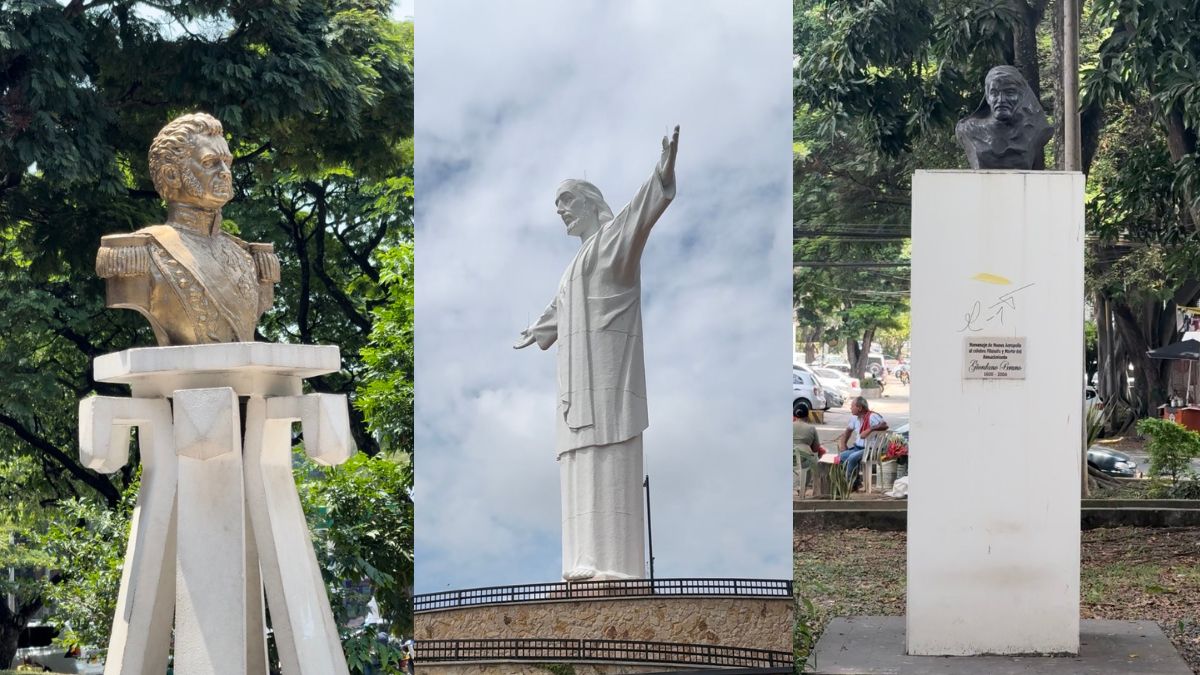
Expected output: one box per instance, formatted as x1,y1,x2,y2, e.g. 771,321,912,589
79,343,355,675
908,171,1083,655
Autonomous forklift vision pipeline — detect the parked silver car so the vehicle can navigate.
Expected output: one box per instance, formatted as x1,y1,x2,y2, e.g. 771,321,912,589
794,364,829,414
812,366,862,401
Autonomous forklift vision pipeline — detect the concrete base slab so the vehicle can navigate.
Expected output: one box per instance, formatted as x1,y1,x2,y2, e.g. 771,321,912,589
806,617,1191,674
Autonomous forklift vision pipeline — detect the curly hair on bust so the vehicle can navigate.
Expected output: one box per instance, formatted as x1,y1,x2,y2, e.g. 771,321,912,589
148,112,224,200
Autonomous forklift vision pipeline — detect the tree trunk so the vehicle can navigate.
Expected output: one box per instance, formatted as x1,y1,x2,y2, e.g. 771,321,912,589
1087,465,1124,489
1110,299,1172,416
1012,0,1050,168
801,325,821,365
1012,1,1044,101
0,623,18,673
1163,105,1200,229
1096,290,1139,432
848,327,877,381
0,601,23,671
1049,0,1065,169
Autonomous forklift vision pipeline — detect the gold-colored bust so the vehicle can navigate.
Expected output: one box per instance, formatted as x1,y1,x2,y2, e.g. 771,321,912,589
96,113,279,345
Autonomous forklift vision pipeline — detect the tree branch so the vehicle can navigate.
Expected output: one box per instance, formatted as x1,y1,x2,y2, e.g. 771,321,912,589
311,188,372,335
0,412,118,507
236,142,273,163
276,189,315,344
330,223,382,283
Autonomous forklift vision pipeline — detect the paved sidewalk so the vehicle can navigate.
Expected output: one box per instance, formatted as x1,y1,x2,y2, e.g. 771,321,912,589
807,616,1193,675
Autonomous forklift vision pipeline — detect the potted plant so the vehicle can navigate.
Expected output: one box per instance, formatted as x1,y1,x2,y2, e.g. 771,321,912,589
879,433,908,489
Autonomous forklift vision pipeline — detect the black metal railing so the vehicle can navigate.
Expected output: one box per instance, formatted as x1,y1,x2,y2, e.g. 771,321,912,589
418,638,793,668
414,577,792,612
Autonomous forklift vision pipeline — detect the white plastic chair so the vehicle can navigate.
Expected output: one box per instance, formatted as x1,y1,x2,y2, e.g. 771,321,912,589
859,433,890,494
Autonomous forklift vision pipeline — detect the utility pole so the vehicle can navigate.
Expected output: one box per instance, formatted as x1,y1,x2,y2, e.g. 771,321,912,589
1063,0,1082,171
643,475,655,581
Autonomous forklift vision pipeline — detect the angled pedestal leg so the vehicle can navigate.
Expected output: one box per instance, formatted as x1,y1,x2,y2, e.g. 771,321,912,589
245,506,269,675
80,397,176,675
244,395,354,675
172,387,250,675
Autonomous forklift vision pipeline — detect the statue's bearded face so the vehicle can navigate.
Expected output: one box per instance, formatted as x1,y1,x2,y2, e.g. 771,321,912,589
986,75,1022,123
556,191,599,237
172,134,234,208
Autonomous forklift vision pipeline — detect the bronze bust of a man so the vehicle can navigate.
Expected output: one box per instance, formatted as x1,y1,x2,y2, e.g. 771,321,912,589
96,113,279,345
955,65,1053,170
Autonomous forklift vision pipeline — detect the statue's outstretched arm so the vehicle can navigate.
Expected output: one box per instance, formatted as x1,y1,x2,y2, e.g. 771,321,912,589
605,125,680,284
515,298,558,350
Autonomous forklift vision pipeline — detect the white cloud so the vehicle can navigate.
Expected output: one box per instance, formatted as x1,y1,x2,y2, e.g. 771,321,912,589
415,0,793,592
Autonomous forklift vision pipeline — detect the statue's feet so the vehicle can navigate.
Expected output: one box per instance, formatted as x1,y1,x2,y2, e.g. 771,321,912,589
563,566,597,581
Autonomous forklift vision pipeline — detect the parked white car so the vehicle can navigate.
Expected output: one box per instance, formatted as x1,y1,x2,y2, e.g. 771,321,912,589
10,645,103,674
794,364,829,414
811,366,862,401
866,353,892,378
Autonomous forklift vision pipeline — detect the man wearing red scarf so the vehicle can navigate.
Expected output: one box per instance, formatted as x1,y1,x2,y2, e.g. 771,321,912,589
837,396,888,486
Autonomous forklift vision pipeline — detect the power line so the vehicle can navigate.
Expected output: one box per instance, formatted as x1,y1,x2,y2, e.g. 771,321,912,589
794,234,910,242
795,261,911,268
821,284,909,293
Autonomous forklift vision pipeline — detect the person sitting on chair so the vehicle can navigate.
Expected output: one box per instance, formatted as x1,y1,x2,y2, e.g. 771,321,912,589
837,396,888,487
794,401,823,497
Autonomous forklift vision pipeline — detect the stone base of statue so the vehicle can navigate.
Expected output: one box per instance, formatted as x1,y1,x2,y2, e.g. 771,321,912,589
806,617,1193,674
908,170,1082,655
414,577,794,672
78,343,355,675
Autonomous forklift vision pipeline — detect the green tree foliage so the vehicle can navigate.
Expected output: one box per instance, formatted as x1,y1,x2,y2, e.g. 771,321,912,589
794,0,1200,419
297,451,413,660
1136,417,1200,484
795,0,1034,160
0,456,58,666
1080,0,1200,419
37,454,413,672
795,231,908,377
38,481,135,653
357,240,413,455
0,0,414,658
876,311,911,360
792,1,973,371
0,0,413,506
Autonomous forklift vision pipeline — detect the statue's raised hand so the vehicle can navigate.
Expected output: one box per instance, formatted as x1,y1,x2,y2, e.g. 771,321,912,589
658,125,679,187
513,329,537,349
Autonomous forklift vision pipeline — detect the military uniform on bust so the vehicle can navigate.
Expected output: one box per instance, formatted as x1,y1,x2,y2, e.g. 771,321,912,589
97,219,279,345
96,112,280,346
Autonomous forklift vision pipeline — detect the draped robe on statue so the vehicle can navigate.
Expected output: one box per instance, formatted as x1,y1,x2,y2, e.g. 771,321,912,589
525,166,675,580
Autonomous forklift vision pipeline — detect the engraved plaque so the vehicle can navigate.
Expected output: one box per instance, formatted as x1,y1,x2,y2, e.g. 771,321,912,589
963,337,1026,380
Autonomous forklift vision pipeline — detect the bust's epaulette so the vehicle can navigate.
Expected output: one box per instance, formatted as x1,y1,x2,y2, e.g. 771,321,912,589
96,232,152,278
248,242,281,283
222,234,280,283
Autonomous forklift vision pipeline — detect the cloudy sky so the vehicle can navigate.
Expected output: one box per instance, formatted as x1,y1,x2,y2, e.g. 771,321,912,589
413,0,793,594
391,0,413,21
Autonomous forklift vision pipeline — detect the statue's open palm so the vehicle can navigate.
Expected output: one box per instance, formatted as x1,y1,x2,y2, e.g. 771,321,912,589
658,125,679,187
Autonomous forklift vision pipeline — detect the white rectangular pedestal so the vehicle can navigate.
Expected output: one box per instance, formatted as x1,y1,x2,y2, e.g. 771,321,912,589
907,170,1083,655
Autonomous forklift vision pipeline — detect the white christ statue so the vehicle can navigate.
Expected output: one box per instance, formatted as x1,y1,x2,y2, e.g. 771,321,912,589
514,126,679,582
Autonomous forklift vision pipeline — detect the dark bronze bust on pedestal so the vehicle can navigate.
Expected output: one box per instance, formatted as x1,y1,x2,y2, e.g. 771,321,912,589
956,66,1053,170
96,113,279,345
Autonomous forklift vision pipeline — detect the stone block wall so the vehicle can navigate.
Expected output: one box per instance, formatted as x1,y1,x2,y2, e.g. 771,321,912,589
420,664,695,675
415,596,792,651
